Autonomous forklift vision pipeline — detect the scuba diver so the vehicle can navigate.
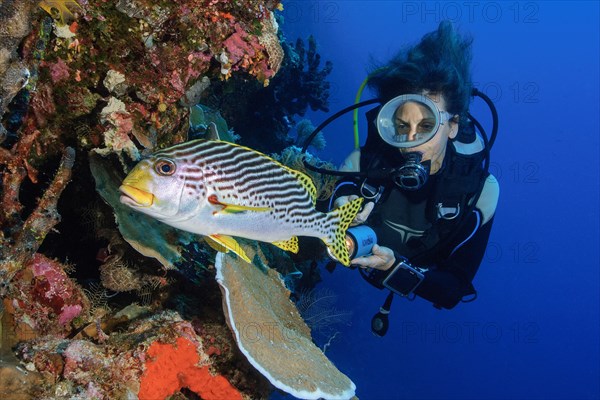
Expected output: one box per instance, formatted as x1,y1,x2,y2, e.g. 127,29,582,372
304,21,500,336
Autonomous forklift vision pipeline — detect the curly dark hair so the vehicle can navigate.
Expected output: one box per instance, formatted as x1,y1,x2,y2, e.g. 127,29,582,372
368,21,473,119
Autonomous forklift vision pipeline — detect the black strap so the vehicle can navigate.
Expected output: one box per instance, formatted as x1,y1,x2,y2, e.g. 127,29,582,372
381,291,394,313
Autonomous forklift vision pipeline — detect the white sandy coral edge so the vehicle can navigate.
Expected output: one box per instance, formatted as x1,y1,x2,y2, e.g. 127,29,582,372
215,253,356,400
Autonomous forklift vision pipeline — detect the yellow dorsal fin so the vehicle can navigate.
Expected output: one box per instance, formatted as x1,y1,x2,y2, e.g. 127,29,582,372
286,168,317,206
220,141,317,206
208,234,251,263
323,197,364,266
39,1,81,25
272,236,299,253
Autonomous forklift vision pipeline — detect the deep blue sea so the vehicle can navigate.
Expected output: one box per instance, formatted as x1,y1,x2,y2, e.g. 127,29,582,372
277,2,600,399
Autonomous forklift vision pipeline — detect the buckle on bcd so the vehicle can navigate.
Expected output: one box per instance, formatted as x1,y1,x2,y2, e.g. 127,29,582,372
437,203,461,220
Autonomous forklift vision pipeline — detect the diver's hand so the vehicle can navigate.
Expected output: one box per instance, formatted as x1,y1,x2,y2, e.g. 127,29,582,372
350,244,396,271
334,195,374,226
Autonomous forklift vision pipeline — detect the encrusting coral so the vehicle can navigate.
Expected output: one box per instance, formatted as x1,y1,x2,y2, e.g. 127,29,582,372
15,311,253,399
0,137,76,290
4,253,89,338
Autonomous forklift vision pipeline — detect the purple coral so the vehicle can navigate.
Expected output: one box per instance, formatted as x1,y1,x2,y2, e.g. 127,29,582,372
47,58,71,83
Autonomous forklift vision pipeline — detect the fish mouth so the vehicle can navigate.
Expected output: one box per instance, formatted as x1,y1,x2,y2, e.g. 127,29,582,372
119,184,154,207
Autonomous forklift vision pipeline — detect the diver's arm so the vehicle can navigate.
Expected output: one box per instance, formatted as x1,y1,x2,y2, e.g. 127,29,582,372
413,212,495,309
354,212,494,308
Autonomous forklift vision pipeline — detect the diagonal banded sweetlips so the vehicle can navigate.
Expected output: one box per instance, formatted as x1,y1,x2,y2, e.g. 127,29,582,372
119,139,363,266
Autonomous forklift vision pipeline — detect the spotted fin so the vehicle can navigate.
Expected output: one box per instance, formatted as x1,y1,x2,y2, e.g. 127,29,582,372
208,194,272,214
324,197,364,267
208,234,251,263
272,237,299,253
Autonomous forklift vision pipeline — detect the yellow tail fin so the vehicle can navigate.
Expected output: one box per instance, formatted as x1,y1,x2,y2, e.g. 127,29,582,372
324,197,364,266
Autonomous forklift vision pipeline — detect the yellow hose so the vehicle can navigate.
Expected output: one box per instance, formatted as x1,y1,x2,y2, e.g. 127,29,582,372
353,76,370,150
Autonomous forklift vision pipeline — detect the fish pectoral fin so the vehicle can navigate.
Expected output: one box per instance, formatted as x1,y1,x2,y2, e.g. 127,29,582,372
221,204,272,214
208,194,272,214
272,237,299,254
204,236,228,254
208,234,252,264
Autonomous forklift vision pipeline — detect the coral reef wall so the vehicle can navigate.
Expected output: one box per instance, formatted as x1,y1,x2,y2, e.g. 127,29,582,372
0,1,286,399
0,1,342,399
12,0,284,159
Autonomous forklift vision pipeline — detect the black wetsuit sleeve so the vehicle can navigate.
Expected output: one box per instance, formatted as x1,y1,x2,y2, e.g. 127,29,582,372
413,212,495,309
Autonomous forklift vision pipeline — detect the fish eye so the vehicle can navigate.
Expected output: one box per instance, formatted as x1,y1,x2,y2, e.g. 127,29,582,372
155,159,176,176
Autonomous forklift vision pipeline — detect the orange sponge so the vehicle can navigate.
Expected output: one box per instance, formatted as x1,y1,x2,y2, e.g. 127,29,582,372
139,336,243,400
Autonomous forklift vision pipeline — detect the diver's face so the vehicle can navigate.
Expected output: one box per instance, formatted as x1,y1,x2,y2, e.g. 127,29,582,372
393,102,436,141
397,92,458,174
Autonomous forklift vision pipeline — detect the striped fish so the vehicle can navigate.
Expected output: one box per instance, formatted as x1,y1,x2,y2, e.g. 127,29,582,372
119,139,363,266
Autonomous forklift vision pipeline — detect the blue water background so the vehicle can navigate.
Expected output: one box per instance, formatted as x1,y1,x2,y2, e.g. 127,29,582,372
278,2,599,399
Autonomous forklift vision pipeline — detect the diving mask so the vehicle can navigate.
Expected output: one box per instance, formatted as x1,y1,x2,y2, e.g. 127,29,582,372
377,94,453,148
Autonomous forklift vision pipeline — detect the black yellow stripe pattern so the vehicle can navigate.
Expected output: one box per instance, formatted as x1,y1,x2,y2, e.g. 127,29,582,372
151,139,361,266
154,139,326,228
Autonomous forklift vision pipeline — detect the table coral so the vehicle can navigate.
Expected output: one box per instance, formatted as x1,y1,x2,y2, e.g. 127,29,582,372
216,244,356,400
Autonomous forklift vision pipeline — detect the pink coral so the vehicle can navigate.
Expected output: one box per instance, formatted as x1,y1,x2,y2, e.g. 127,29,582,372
169,70,186,95
3,253,88,338
29,254,85,326
223,24,258,64
47,59,71,83
102,111,136,153
222,23,276,82
59,304,83,325
111,112,134,137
